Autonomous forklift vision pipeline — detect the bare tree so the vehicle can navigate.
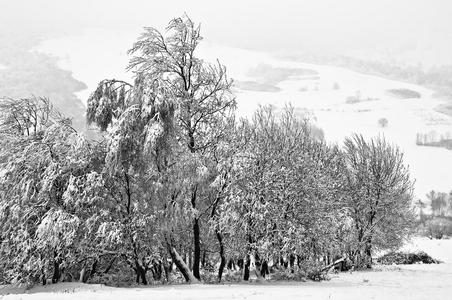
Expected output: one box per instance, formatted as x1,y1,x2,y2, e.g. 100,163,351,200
427,191,448,217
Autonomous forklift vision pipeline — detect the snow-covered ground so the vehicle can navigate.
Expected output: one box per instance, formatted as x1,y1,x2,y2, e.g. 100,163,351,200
2,237,451,300
36,28,452,199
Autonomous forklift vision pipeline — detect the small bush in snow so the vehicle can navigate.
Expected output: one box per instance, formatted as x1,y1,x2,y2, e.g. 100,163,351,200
424,217,452,239
377,251,441,265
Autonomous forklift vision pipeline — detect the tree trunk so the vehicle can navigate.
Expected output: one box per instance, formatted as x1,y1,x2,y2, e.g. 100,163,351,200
227,259,235,270
192,187,201,280
253,253,264,280
281,256,288,269
52,259,61,283
243,255,251,281
216,230,226,282
260,261,269,278
139,268,148,285
152,260,163,281
184,252,188,267
104,256,116,274
167,241,199,283
193,221,201,277
79,266,86,283
89,260,98,279
163,260,171,283
296,254,303,269
202,249,207,268
41,267,46,286
289,254,295,273
134,260,148,285
365,237,373,268
320,256,346,272
188,250,193,271
237,258,244,270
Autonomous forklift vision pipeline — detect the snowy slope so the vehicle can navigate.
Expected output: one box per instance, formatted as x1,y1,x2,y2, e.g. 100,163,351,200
36,29,452,199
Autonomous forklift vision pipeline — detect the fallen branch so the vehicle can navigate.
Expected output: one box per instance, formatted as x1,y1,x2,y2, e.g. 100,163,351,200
320,256,346,273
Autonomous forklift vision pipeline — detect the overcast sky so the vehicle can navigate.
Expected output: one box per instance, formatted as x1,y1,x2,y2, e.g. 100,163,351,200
2,0,452,64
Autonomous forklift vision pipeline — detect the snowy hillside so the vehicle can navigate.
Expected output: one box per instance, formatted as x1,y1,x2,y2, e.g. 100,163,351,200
36,29,452,199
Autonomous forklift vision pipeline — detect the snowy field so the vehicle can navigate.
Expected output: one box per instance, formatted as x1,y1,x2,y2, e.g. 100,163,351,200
36,29,452,199
1,237,452,300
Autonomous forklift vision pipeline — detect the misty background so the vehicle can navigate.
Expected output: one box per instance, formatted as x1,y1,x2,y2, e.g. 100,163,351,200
2,0,452,65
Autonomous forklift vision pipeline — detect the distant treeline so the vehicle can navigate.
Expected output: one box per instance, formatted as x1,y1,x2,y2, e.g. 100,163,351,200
416,190,452,239
281,53,452,116
416,131,452,150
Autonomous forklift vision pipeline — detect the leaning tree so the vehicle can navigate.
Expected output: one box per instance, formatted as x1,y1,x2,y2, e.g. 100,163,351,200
0,96,102,284
86,15,235,283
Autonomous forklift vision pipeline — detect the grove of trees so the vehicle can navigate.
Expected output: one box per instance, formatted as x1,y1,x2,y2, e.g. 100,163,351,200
0,16,416,285
416,190,452,239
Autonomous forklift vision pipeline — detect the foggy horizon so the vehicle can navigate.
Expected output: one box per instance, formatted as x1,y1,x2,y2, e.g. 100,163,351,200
2,0,452,66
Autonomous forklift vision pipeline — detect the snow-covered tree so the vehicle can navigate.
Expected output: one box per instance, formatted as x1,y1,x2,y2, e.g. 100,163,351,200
0,98,101,283
220,106,346,279
342,134,415,268
85,15,235,283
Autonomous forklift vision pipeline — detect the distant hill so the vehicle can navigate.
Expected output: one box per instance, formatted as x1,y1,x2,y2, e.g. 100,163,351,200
0,33,87,132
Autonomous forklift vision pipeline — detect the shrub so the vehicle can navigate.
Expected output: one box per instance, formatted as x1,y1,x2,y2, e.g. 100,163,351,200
424,217,452,239
90,269,136,287
378,118,388,128
271,270,307,282
222,270,244,283
377,251,441,265
346,96,360,104
271,261,329,282
387,88,421,99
